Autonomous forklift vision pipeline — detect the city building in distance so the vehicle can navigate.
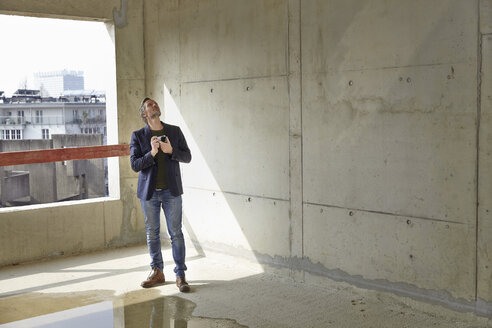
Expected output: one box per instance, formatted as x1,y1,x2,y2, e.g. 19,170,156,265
34,69,84,97
0,70,108,207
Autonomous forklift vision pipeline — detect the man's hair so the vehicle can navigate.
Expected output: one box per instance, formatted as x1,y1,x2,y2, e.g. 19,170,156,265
139,97,151,124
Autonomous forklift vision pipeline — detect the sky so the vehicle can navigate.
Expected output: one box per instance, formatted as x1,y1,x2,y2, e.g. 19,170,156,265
0,14,115,97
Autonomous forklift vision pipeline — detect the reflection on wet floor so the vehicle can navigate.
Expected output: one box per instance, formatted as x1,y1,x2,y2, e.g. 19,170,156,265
0,289,247,328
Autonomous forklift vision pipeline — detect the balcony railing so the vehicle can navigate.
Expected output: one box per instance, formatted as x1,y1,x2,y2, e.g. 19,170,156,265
0,116,64,125
0,116,106,126
0,117,26,125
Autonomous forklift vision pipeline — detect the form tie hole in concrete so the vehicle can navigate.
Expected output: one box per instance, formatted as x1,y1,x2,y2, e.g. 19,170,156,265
212,192,215,196
407,219,411,225
48,251,64,258
409,254,414,260
406,77,412,83
247,197,251,202
349,211,354,216
246,86,250,91
348,80,353,86
447,66,455,80
210,88,213,93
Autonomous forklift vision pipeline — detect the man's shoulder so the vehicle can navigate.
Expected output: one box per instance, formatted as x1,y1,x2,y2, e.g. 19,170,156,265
132,125,149,136
163,122,181,133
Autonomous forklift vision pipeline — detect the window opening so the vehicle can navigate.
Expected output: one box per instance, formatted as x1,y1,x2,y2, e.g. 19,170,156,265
0,14,118,208
35,110,43,124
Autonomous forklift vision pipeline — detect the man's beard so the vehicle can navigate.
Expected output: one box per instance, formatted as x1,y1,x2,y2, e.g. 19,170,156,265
150,111,161,119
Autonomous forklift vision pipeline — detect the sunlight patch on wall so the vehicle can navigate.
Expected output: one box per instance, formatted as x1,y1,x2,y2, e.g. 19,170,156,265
162,84,261,265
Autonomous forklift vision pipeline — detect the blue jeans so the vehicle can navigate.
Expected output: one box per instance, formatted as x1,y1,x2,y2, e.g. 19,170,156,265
140,189,187,277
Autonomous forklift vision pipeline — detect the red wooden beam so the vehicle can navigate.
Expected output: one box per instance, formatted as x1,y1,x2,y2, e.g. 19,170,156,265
0,144,130,166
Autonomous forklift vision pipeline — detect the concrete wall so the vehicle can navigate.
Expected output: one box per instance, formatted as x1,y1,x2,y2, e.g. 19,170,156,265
144,0,491,316
302,0,478,307
0,0,490,317
0,139,55,203
52,134,105,200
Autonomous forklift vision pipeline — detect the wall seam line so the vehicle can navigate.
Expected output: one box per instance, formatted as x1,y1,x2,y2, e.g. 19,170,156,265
298,0,303,261
287,0,292,260
182,74,289,85
185,186,289,202
474,0,482,302
142,0,147,97
304,201,470,226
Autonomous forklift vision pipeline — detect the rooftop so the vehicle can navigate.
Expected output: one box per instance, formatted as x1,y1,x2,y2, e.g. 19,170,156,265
0,89,105,104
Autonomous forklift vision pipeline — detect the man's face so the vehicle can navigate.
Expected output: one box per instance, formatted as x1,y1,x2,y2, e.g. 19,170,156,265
142,99,161,120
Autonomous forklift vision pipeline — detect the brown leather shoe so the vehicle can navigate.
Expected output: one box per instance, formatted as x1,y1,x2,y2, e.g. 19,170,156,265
176,276,190,292
141,268,165,288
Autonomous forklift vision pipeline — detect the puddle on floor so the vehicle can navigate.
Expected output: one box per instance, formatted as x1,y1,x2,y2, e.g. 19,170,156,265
0,289,247,327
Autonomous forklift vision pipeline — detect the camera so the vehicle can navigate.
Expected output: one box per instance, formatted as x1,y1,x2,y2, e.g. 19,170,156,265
157,135,167,143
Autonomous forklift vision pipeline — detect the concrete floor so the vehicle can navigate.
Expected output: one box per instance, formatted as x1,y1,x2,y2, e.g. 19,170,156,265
0,244,491,328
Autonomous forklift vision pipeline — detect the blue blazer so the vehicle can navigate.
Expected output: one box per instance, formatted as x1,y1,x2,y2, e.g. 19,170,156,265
130,122,191,200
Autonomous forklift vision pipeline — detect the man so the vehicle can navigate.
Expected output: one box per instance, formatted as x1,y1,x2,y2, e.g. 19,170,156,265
130,97,192,292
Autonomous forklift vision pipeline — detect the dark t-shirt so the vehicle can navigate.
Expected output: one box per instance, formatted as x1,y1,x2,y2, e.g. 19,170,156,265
151,129,168,190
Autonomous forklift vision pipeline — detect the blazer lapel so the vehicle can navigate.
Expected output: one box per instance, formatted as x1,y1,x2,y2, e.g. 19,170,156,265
140,125,152,153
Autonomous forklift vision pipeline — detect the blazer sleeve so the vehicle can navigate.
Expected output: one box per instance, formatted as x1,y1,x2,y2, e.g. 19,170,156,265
170,127,192,164
130,131,156,172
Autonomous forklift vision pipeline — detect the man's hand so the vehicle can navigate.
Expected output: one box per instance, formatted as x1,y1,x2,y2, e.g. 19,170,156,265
160,137,173,154
150,136,160,157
